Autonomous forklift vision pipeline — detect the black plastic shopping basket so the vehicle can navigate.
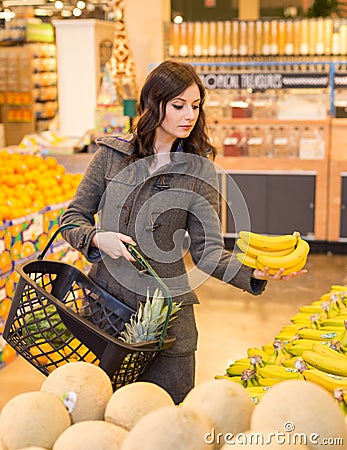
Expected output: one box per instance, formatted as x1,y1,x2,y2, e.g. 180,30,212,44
3,224,176,390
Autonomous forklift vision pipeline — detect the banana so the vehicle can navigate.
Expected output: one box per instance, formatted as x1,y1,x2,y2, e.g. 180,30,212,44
275,331,299,342
247,347,274,364
331,285,347,292
297,328,344,341
319,318,347,328
256,258,307,276
311,342,347,360
246,386,271,404
303,369,347,393
302,350,347,376
246,386,272,395
236,238,295,258
256,236,310,272
238,230,299,251
290,312,318,324
257,364,302,380
282,356,305,369
286,339,329,356
236,252,257,269
226,361,251,376
299,305,325,314
258,377,282,387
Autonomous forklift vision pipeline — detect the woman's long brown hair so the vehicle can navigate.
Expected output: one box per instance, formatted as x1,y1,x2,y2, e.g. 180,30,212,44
129,60,216,161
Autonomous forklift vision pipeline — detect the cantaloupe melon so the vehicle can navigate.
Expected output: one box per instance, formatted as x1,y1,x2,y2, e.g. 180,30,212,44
40,361,113,423
17,447,48,449
251,380,347,450
0,391,71,450
52,420,127,450
182,378,255,449
104,381,174,430
122,405,212,450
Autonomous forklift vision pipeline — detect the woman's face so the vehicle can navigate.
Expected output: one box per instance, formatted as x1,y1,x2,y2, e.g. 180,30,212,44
157,83,201,144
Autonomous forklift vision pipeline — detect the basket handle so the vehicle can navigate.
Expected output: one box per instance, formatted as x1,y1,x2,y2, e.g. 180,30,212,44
38,223,81,260
39,223,172,348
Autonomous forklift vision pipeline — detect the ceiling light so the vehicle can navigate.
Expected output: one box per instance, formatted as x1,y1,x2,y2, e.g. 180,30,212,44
72,6,81,15
54,0,63,9
76,0,85,9
173,15,183,24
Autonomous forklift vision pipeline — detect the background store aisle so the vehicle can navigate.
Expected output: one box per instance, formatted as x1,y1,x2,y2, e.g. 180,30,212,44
0,253,347,410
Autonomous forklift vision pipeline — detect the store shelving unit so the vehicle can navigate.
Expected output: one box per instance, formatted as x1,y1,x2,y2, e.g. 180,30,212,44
0,42,58,145
164,18,347,246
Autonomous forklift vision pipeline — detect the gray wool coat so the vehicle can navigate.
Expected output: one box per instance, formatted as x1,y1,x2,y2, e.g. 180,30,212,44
60,136,266,401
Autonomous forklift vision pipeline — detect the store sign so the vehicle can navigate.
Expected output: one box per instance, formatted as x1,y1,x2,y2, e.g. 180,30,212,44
199,72,329,90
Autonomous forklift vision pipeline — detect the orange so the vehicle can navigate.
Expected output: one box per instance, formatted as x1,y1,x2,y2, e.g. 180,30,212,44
0,298,11,319
38,233,49,251
44,156,59,169
10,240,22,261
5,277,15,298
0,251,12,272
1,344,17,364
21,241,36,259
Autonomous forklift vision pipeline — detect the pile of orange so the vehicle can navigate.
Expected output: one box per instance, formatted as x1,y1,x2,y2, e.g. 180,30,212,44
0,151,82,223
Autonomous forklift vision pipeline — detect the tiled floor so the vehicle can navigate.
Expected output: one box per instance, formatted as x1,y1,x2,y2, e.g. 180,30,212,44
1,252,347,410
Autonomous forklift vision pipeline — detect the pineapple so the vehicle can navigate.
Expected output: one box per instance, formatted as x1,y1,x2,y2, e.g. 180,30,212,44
119,288,181,344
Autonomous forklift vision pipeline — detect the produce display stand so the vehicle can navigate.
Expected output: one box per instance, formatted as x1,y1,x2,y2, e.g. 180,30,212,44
0,202,88,370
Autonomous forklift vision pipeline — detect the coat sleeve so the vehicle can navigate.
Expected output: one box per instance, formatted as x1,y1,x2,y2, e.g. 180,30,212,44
187,159,267,296
60,146,109,262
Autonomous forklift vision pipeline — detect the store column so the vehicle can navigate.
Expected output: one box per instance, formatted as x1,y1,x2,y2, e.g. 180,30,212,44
125,0,170,84
53,19,115,138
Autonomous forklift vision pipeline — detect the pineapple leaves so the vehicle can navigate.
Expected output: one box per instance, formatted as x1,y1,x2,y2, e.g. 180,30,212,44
119,288,181,344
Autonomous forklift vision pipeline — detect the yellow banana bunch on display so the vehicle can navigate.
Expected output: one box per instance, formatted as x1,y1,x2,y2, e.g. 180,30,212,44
236,230,309,275
311,342,347,359
303,369,347,393
246,386,272,404
257,364,303,380
297,328,345,342
286,338,330,356
226,360,252,376
319,318,347,329
301,350,347,377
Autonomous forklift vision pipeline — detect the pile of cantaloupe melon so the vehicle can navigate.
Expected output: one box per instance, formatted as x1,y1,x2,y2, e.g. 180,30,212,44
0,361,347,449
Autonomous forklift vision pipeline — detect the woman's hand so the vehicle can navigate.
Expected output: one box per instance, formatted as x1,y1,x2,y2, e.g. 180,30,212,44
92,231,137,262
253,266,308,281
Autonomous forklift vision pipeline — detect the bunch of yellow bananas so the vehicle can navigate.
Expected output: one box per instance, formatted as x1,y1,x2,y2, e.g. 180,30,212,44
215,284,347,410
236,230,310,275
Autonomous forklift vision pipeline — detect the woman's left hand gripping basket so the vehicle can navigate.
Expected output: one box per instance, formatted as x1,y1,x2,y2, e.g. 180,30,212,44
2,224,176,391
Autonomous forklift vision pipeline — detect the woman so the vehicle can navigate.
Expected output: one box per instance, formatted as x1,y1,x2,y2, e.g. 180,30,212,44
61,60,306,403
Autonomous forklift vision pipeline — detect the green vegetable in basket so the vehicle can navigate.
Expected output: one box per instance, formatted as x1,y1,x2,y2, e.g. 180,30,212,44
119,288,181,344
22,304,72,348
